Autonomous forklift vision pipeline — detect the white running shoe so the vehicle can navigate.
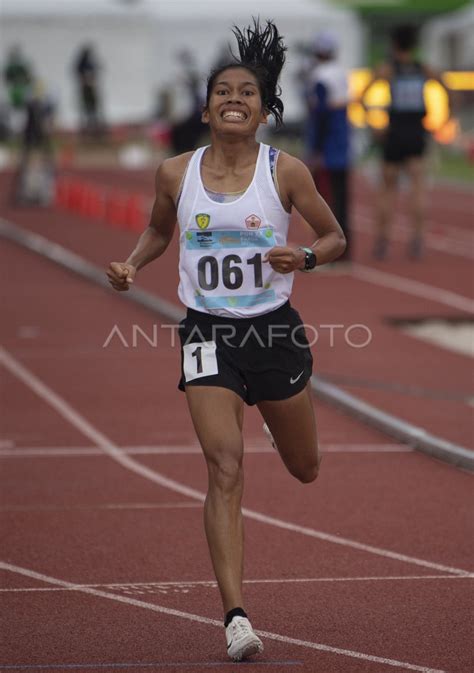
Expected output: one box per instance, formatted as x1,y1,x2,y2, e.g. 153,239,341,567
225,616,264,662
263,422,276,450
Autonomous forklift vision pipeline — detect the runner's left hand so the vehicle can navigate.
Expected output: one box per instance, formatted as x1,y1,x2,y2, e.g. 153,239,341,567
263,247,305,274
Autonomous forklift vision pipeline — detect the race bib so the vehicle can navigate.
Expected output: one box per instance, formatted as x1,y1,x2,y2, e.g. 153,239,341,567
183,341,218,382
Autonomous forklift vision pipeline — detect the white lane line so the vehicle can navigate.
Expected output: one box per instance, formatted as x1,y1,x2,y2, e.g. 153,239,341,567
289,230,473,309
0,445,204,457
0,444,410,457
0,561,448,673
0,662,301,670
354,212,474,260
350,263,474,313
0,662,302,670
0,344,469,577
324,445,412,453
0,502,201,512
356,206,474,240
1,574,472,593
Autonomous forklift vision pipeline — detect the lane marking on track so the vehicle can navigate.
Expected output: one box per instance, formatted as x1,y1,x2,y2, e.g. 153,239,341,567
0,561,448,673
354,212,474,260
357,180,473,211
0,502,202,512
0,661,302,670
0,345,470,577
350,264,474,313
357,210,474,243
289,229,473,310
0,444,411,457
1,574,473,593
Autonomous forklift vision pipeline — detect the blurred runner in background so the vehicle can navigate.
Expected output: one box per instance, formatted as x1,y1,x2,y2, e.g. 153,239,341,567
304,33,351,263
361,24,451,260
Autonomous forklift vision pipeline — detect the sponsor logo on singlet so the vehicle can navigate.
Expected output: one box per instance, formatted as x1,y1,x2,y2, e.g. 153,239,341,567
195,213,211,229
245,214,261,229
185,229,276,249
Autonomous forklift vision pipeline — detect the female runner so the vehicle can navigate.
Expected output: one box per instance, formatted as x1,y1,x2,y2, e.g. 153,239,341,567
107,20,345,662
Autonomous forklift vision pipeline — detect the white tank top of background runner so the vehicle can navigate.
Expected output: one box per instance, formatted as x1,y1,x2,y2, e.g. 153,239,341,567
176,143,292,318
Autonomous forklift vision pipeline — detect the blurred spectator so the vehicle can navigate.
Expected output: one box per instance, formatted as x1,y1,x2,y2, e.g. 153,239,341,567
14,79,56,206
74,44,103,137
149,87,173,149
0,102,10,142
3,45,32,111
213,43,234,71
170,49,206,154
361,24,451,260
304,33,351,262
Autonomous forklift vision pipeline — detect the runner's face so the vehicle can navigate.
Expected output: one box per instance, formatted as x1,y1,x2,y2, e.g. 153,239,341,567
203,67,268,135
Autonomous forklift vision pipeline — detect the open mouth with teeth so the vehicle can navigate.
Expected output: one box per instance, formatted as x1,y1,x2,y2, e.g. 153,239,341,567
221,110,248,122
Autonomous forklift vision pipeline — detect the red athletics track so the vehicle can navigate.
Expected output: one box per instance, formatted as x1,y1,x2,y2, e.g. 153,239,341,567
1,169,473,673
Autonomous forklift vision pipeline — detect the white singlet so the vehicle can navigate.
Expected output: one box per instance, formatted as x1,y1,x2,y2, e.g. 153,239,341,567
309,62,349,108
176,143,293,318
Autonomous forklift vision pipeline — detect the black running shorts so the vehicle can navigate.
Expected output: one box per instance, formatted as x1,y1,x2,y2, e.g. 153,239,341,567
382,121,427,164
178,301,313,406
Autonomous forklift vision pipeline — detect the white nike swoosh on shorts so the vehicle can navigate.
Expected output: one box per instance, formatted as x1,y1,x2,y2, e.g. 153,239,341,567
290,370,304,384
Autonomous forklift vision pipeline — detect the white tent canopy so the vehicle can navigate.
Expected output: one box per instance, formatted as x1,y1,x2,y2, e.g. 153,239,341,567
1,0,363,127
422,4,474,70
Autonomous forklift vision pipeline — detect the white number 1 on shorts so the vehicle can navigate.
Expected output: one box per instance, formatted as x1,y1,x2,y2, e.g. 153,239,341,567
183,341,218,382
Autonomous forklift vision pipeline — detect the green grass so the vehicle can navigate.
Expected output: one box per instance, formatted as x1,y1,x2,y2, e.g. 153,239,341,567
335,0,469,13
432,149,474,184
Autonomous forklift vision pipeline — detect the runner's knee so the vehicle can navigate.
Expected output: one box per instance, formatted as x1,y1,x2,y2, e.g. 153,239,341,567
293,464,319,484
289,452,320,484
206,452,243,494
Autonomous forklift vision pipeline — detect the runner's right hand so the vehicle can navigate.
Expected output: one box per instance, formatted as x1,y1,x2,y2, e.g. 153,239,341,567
106,262,137,292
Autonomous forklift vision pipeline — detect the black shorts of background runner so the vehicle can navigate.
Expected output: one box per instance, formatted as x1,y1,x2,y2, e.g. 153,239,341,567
382,115,427,164
178,301,313,405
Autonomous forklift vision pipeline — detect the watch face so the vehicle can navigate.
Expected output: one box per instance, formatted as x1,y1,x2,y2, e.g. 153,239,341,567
306,251,317,270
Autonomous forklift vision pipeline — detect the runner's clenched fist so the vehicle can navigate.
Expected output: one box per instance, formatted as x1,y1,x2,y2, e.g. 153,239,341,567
263,247,305,274
106,262,136,291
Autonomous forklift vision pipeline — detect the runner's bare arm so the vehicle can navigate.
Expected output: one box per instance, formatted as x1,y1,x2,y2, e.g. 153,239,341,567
269,153,346,270
107,155,189,291
126,160,178,270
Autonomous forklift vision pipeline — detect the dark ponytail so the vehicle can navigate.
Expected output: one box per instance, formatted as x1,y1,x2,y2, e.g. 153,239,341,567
206,18,287,128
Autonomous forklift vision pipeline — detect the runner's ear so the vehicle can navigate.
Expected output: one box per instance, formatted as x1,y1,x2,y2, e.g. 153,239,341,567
202,107,210,124
260,108,268,125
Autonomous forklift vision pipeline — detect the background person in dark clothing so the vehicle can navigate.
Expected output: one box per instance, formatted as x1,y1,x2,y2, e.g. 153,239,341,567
74,44,103,136
170,49,206,154
3,45,32,111
15,79,55,205
361,24,451,260
305,33,351,263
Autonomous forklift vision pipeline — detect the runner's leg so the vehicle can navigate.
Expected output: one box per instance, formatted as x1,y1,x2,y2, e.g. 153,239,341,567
257,382,320,483
405,156,425,256
185,385,245,614
374,161,400,258
329,168,350,261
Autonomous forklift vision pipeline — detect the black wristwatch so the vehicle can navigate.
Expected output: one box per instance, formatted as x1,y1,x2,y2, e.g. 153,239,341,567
299,247,317,272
